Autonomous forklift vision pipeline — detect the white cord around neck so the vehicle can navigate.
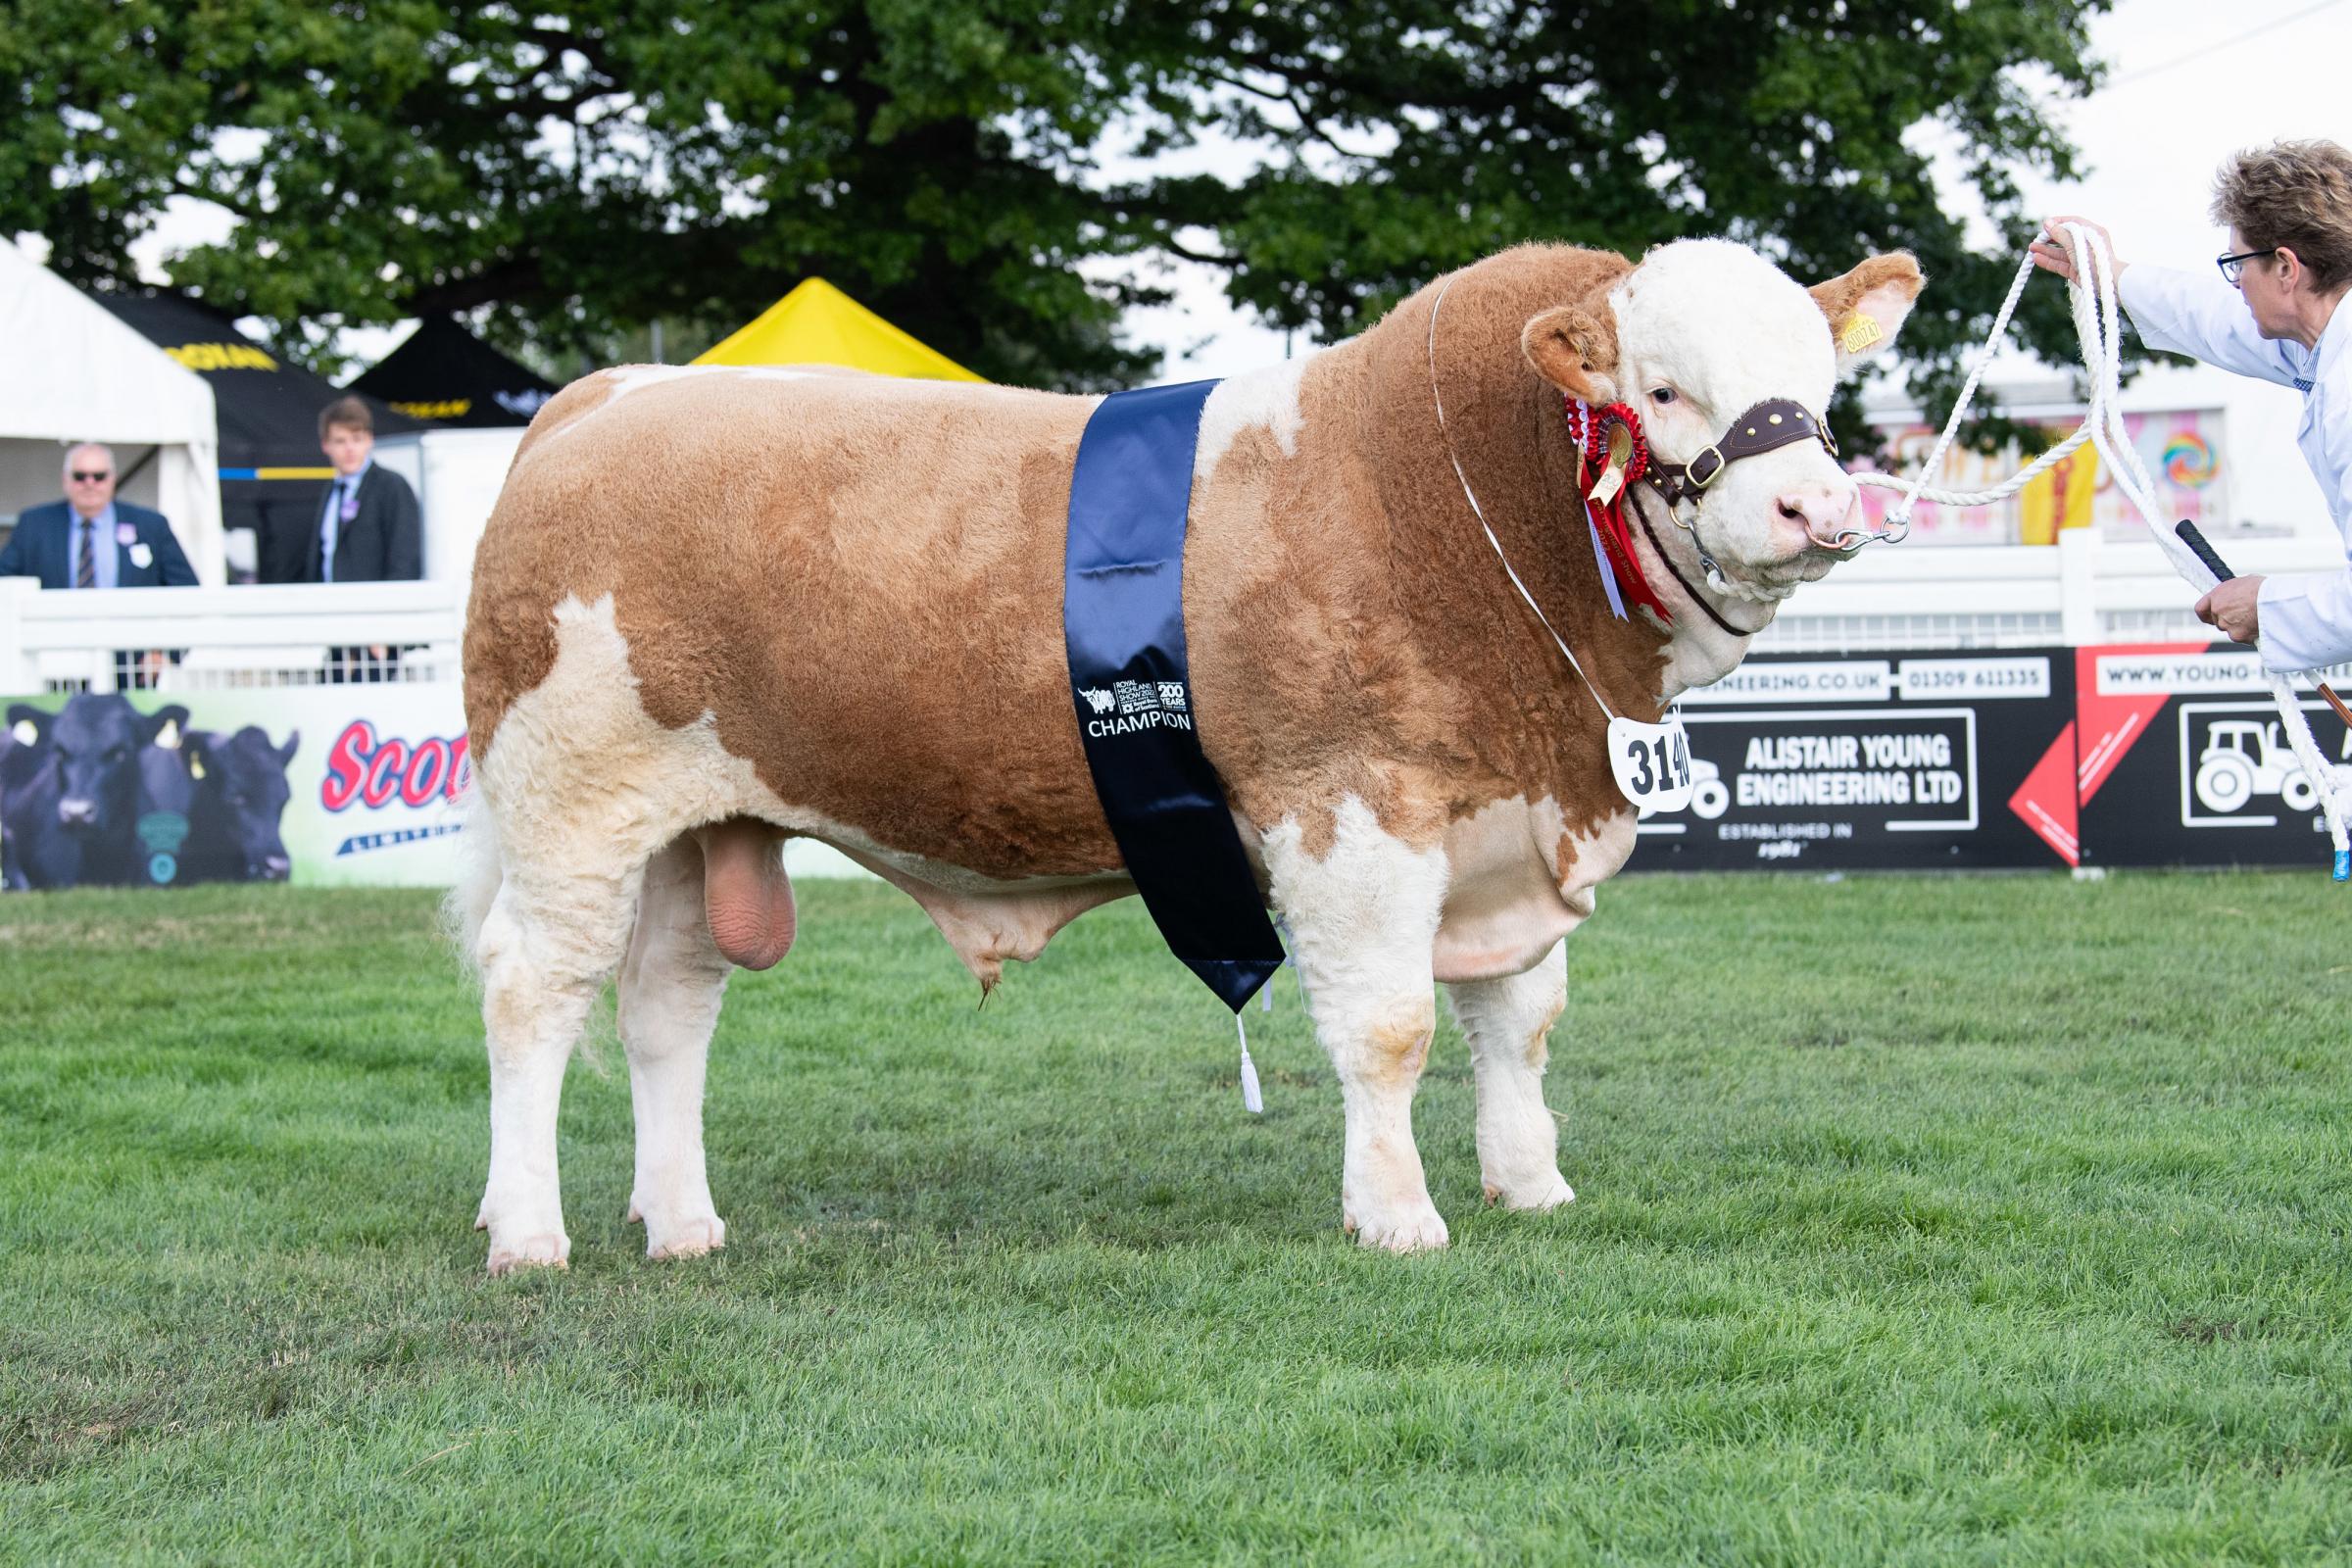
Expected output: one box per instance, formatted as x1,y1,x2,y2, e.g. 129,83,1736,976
1427,272,1621,722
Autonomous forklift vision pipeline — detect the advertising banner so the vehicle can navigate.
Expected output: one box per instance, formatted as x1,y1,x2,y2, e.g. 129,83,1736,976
3,684,468,892
11,645,2343,892
1631,648,2078,871
2070,642,2350,869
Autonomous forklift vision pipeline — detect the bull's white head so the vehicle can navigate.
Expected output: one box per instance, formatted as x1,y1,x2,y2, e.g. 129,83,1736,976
1522,239,1922,606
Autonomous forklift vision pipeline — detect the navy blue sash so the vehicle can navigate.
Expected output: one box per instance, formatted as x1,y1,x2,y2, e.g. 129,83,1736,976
1063,380,1286,1010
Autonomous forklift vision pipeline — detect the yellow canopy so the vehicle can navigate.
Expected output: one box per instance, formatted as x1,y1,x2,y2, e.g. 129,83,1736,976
693,277,984,381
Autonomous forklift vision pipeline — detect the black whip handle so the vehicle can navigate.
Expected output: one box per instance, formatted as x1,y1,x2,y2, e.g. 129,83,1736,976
2175,519,2235,583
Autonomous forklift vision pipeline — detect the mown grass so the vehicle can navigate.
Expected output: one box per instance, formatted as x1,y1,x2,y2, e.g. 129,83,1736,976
2,871,2349,1565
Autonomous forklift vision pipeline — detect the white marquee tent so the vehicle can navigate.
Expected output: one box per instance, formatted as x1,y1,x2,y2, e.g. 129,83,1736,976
0,241,225,583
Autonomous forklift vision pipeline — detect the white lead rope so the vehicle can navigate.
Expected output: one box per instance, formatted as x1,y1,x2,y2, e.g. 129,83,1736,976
1861,223,2347,869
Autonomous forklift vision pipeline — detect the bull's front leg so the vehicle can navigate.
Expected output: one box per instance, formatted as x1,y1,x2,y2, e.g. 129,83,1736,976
1445,941,1575,1211
1265,800,1451,1252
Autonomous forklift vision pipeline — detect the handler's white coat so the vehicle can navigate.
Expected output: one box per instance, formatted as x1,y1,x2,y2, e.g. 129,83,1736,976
2120,264,2352,672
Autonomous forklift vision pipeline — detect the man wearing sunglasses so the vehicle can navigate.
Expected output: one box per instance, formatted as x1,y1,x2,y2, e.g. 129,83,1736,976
0,443,198,592
0,442,199,688
2029,139,2352,673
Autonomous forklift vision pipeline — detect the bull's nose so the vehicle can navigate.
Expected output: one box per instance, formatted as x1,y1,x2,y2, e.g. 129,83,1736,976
57,798,96,828
1775,484,1862,550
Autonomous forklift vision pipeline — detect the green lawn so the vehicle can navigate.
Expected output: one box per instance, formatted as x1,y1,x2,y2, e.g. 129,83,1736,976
3,871,2349,1565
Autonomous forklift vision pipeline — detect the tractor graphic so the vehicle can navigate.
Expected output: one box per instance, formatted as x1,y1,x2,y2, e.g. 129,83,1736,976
2192,718,2345,813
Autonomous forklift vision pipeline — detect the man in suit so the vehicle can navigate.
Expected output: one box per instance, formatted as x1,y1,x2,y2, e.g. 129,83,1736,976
307,396,422,682
0,443,198,688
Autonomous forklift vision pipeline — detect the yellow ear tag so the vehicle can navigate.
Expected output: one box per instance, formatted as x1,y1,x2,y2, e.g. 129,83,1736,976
189,755,206,780
155,718,179,749
1838,314,1883,355
1588,422,1635,507
10,719,36,747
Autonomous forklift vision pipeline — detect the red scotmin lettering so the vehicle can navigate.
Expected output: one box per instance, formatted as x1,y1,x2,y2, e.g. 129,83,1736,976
321,719,471,811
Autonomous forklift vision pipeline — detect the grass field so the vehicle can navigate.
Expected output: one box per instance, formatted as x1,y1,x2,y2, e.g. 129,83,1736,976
3,871,2350,1564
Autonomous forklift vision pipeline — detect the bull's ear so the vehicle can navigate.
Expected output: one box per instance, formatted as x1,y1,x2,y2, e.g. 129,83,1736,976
140,704,191,749
1521,306,1619,403
276,730,300,765
7,704,51,747
1809,253,1923,375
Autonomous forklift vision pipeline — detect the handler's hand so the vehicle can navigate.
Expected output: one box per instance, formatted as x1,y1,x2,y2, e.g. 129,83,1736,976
2194,574,2263,645
2029,216,2126,283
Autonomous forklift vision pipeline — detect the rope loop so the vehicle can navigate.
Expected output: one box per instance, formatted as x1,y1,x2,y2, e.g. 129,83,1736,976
1859,222,2347,860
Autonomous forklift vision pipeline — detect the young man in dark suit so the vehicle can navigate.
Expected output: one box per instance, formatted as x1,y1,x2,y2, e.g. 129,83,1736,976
308,396,422,682
0,443,198,687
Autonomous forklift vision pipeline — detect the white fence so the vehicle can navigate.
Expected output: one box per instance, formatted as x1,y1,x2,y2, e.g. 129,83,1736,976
1,578,463,691
3,527,2342,694
1759,528,2335,652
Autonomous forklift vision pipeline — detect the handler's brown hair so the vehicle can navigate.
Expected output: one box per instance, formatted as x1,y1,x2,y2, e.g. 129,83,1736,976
318,395,374,439
2210,139,2352,293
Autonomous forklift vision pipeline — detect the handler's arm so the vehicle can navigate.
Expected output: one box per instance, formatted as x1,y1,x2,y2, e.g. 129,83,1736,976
2258,469,2352,678
2118,266,2302,387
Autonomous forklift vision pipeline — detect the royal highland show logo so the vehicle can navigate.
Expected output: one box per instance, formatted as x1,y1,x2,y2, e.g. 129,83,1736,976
1079,680,1192,738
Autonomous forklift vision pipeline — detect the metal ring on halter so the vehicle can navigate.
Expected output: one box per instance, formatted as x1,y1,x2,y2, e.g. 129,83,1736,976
1823,516,1910,553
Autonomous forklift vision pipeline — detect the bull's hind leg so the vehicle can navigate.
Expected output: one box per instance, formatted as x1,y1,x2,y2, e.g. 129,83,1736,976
1266,799,1452,1253
1445,941,1575,1212
615,835,735,1261
474,861,642,1275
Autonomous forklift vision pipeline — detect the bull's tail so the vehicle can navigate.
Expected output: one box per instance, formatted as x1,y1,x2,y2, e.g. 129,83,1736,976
440,783,503,988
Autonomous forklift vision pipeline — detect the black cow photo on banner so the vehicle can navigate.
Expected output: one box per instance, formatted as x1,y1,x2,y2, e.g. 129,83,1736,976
1,694,299,891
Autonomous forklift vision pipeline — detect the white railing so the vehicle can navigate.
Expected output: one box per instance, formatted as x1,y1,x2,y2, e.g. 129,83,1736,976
1760,527,2334,652
0,577,463,691
4,527,2345,692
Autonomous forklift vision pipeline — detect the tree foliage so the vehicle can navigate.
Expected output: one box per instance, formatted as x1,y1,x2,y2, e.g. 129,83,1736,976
3,0,2113,422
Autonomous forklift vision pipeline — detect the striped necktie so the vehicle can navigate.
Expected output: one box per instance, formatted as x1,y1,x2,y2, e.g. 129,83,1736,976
75,518,96,589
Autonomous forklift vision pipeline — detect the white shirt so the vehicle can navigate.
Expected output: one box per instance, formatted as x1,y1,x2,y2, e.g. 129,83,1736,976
2119,264,2351,672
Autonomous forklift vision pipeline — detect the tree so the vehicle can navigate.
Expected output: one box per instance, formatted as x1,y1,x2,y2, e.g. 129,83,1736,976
1,0,1205,385
1152,0,2114,446
3,0,2114,423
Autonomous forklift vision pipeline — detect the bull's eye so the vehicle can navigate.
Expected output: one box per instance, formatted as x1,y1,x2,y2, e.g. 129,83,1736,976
1649,387,1678,406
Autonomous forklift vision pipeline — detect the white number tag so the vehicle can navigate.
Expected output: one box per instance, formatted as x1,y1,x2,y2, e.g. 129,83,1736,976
1607,711,1694,813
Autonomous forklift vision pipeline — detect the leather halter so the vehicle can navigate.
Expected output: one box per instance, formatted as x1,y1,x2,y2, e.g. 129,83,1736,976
1633,504,1749,640
1640,398,1838,510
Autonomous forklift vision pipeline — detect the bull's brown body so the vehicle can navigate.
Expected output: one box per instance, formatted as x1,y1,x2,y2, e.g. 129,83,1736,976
457,240,1921,1268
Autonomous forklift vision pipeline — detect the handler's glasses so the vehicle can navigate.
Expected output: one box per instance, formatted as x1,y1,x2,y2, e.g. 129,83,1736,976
70,470,111,482
2217,247,2276,285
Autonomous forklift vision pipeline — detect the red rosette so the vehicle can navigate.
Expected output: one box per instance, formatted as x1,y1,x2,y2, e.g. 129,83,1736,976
1567,396,1669,622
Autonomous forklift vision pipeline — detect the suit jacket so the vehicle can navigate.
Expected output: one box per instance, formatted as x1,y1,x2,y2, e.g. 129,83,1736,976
304,465,422,583
0,500,199,589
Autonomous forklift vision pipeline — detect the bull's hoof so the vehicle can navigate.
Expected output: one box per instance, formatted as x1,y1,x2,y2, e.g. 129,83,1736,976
486,1233,570,1276
1344,1202,1449,1253
646,1215,726,1262
1484,1171,1576,1211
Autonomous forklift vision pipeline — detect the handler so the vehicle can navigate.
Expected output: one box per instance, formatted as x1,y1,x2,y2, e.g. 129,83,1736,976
2029,139,2352,672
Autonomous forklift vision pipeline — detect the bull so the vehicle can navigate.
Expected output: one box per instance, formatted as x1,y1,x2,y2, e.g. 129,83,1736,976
456,239,1922,1273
